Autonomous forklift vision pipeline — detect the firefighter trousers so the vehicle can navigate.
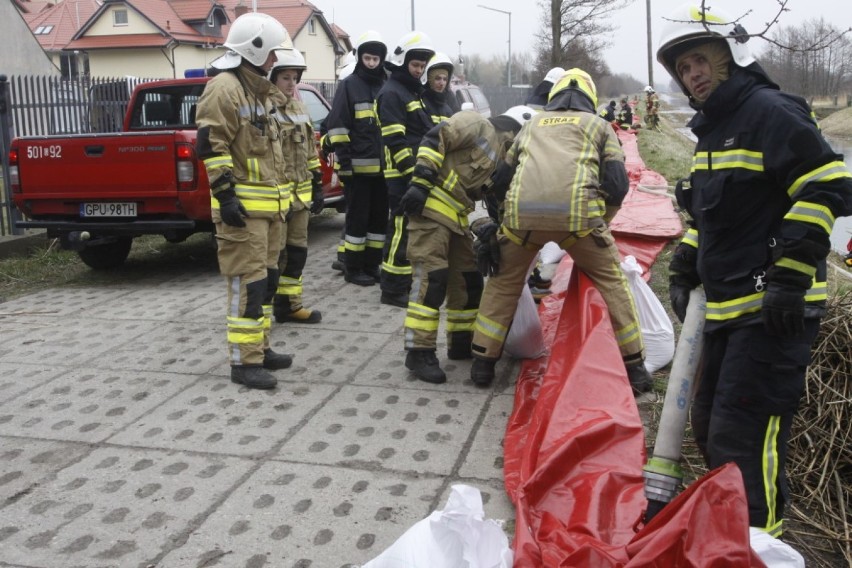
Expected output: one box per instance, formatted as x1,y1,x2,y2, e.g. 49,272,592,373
275,205,309,314
344,175,388,272
691,320,819,537
472,225,644,363
381,176,412,296
405,218,483,350
214,213,282,366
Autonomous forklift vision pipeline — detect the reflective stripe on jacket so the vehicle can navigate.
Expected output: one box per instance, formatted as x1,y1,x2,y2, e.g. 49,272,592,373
377,77,433,178
326,71,384,177
272,92,319,206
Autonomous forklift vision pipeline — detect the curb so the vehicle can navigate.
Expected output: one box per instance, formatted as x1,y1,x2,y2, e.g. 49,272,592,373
0,231,47,260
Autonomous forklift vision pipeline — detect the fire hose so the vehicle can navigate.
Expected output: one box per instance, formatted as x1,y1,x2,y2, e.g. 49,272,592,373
642,287,706,523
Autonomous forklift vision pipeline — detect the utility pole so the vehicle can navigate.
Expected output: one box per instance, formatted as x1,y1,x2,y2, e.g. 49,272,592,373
411,0,415,30
478,5,512,87
646,0,654,88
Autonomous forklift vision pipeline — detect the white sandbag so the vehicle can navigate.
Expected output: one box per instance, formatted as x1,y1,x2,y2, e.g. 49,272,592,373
504,284,546,359
360,484,513,568
620,256,675,373
539,241,567,265
749,527,805,568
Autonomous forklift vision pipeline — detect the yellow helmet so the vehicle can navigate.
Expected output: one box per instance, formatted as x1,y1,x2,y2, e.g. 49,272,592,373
548,68,597,108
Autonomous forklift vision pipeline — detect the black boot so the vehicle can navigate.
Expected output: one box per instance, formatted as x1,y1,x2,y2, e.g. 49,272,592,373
447,331,473,360
331,260,344,272
344,268,376,287
470,357,497,387
263,348,293,370
231,365,277,389
380,291,408,308
404,350,446,384
626,362,653,394
364,265,382,283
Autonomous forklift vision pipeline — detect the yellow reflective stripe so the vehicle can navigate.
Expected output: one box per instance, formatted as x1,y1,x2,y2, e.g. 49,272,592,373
234,185,281,199
775,257,816,277
615,321,641,347
393,147,413,163
761,415,782,536
407,302,438,318
568,119,602,231
382,215,412,275
381,261,411,275
307,157,321,170
502,226,539,251
404,316,439,331
705,292,764,321
710,149,764,171
446,308,476,332
203,155,233,169
473,312,508,342
276,275,302,296
226,316,263,344
295,180,312,200
411,176,433,189
355,108,375,119
246,158,260,182
417,146,444,168
262,305,272,331
424,196,462,226
805,281,827,301
329,133,350,144
406,100,424,111
682,228,698,248
784,201,835,233
344,241,366,252
382,124,406,136
787,160,852,198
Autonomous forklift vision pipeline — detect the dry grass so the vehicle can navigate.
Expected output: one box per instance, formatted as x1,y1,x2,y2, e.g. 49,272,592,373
819,106,852,141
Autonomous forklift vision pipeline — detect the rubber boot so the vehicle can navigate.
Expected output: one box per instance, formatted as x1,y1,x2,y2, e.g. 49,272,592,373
332,260,344,272
278,307,322,324
364,265,381,284
380,291,408,308
470,357,497,387
344,268,376,287
263,348,293,370
404,350,446,384
231,365,277,389
447,331,473,360
626,362,653,393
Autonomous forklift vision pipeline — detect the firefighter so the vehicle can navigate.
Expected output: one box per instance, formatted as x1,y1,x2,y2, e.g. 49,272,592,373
657,3,852,536
397,105,537,383
643,85,660,129
469,69,653,392
525,67,565,109
421,52,456,125
376,31,436,307
195,12,294,390
598,99,617,122
327,31,389,286
616,97,633,129
268,50,324,324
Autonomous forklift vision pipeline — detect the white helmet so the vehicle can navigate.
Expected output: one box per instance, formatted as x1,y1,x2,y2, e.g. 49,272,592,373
543,67,565,84
657,4,754,93
501,105,537,129
549,68,598,108
644,85,655,94
222,12,293,68
337,61,356,81
356,30,387,61
388,31,435,67
422,52,454,85
269,49,306,82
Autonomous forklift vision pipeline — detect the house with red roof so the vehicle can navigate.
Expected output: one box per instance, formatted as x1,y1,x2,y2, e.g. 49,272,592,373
17,0,347,81
3,0,60,75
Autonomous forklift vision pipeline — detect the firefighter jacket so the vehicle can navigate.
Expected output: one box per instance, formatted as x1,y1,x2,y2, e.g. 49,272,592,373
196,64,288,215
413,111,515,235
326,67,385,177
377,68,434,179
422,89,454,125
501,109,628,233
270,91,320,209
676,69,852,330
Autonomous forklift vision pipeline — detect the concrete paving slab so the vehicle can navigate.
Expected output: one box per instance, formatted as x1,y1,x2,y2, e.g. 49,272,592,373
459,393,515,482
0,446,252,568
0,363,66,404
157,462,444,568
278,384,488,476
108,378,337,456
0,287,132,317
0,439,92,507
0,368,192,443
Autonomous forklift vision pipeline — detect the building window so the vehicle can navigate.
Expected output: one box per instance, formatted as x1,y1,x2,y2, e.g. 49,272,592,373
113,9,128,26
34,25,54,35
308,18,316,35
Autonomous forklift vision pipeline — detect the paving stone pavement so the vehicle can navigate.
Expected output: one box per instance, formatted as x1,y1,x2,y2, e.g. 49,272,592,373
0,212,521,568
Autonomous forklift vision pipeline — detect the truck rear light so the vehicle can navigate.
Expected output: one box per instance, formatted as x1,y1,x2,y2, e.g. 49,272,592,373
9,147,20,193
175,142,197,190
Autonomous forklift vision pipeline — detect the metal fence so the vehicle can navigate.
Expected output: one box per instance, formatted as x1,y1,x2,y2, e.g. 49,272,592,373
481,85,533,115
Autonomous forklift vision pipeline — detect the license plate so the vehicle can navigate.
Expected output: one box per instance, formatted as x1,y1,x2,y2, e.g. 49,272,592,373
80,202,137,217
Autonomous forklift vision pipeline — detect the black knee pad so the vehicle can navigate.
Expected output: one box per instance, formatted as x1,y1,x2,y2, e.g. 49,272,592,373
244,278,266,320
283,245,307,277
264,268,279,304
462,271,484,308
423,268,449,308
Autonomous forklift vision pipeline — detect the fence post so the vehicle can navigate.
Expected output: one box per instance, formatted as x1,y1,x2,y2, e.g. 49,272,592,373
0,74,22,236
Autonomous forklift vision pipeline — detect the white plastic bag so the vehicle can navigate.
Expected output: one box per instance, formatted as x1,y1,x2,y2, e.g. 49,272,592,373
749,527,805,568
504,284,546,359
539,241,567,264
620,256,675,373
360,484,513,568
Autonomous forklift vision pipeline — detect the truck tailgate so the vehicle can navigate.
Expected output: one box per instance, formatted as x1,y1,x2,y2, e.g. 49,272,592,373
17,132,181,199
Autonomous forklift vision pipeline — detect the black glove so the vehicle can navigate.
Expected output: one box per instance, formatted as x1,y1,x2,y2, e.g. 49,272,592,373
215,189,248,228
669,283,691,323
396,154,416,175
762,283,806,338
489,161,514,203
310,174,324,214
472,220,500,277
400,183,429,216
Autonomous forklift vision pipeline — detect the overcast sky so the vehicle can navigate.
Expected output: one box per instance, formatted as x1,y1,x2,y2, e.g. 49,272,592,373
309,0,847,84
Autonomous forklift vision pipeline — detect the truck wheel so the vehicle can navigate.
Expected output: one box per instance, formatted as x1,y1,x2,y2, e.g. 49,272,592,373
78,237,133,269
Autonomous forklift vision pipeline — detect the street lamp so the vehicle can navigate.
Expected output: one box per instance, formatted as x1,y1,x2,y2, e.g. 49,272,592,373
477,4,511,87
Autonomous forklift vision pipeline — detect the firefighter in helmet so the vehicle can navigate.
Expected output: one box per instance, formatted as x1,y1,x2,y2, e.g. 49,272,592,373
421,52,457,124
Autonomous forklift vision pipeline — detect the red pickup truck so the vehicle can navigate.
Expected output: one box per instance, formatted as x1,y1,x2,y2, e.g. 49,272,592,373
9,77,342,269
